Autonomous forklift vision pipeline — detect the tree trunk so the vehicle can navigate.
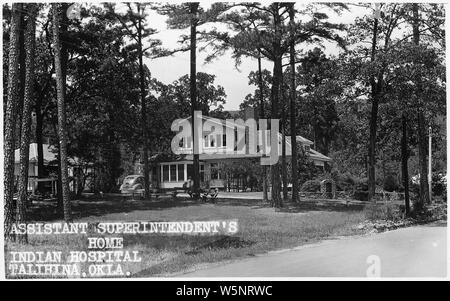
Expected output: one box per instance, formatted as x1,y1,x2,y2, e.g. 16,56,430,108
16,12,26,148
368,93,379,201
17,4,38,244
137,6,150,199
60,3,69,80
417,112,429,206
258,53,269,203
52,3,72,222
289,4,299,203
412,3,429,208
281,77,288,201
190,2,200,198
53,124,63,211
368,16,379,202
35,97,45,192
401,113,410,216
270,6,283,208
4,3,22,242
323,138,329,156
51,4,69,212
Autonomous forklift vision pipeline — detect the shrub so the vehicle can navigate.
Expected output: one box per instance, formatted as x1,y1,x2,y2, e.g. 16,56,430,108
410,172,447,200
383,174,399,192
335,172,356,191
300,180,321,192
353,190,368,202
355,177,368,191
432,172,446,197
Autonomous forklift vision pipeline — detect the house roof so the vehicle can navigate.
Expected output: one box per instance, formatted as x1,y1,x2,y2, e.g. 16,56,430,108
170,146,332,163
14,143,57,164
309,149,332,162
14,143,83,165
283,135,314,146
174,115,314,146
173,115,247,130
295,136,313,145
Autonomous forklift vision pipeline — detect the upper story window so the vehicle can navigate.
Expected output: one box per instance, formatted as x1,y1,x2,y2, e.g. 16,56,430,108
204,134,224,148
179,137,191,148
204,135,211,148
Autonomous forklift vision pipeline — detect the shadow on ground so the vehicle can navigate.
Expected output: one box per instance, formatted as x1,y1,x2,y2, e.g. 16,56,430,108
185,236,256,255
218,198,365,213
26,194,364,222
27,195,199,222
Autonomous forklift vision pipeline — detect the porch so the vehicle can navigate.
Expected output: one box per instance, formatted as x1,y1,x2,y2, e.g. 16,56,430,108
152,160,225,189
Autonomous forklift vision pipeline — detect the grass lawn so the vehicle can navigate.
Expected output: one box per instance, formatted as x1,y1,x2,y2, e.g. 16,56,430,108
5,196,368,278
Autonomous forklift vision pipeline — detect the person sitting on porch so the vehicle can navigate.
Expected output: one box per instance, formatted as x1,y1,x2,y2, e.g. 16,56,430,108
183,177,194,198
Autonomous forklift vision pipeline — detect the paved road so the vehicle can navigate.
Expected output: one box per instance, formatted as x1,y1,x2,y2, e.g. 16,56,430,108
180,224,447,278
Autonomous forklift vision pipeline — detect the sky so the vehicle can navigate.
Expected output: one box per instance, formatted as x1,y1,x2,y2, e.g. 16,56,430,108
134,3,370,111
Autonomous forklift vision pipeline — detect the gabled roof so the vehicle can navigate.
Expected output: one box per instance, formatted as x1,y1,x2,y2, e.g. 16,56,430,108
309,149,332,162
174,115,314,146
173,115,246,130
279,136,331,161
295,136,314,145
283,135,313,146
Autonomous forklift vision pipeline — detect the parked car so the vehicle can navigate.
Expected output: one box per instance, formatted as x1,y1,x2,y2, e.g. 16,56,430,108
120,175,145,194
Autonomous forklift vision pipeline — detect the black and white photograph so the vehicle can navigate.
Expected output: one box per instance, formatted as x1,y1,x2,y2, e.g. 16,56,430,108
0,1,447,283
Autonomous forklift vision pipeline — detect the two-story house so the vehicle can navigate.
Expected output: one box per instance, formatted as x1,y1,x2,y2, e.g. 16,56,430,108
147,115,332,189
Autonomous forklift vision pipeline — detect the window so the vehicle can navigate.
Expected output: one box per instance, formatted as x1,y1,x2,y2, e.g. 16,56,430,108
163,165,169,182
222,134,226,146
200,164,205,182
179,137,184,148
178,164,185,181
204,135,217,148
216,134,222,147
187,164,193,178
170,165,177,181
210,163,220,180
